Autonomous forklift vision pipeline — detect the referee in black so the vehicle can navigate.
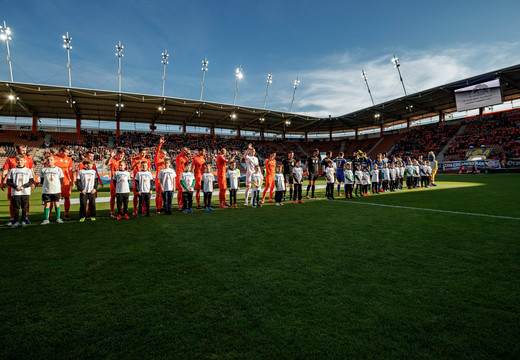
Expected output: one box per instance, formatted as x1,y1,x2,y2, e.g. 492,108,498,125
306,149,320,199
282,151,296,201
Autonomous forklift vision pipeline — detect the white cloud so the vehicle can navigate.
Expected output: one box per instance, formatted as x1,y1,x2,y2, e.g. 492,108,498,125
276,42,520,117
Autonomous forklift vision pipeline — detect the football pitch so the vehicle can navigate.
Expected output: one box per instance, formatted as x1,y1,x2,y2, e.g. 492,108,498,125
1,174,519,359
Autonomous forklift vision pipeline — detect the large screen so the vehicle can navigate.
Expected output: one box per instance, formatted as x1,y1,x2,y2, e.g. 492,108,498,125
455,79,502,112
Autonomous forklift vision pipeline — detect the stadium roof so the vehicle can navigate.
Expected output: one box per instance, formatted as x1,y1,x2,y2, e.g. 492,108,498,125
1,63,520,134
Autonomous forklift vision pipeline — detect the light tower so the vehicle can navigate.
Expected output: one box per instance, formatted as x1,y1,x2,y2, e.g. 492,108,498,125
391,54,407,96
263,72,272,108
200,57,208,100
0,21,13,82
63,32,72,87
161,50,169,97
361,70,375,106
115,41,124,92
233,65,243,105
289,77,300,112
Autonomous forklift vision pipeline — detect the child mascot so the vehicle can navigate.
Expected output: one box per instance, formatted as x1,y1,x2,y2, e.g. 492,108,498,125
428,151,438,186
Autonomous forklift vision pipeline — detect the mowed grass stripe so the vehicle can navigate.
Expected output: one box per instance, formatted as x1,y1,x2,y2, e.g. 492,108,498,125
0,174,519,359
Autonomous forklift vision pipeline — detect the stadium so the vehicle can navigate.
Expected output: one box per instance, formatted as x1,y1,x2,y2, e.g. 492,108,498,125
1,2,519,359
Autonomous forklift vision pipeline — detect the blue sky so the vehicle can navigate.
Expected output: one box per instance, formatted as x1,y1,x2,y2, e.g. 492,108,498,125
2,0,520,117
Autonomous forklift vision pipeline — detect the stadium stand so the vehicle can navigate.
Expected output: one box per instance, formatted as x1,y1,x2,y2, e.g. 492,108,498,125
2,107,520,174
443,110,520,161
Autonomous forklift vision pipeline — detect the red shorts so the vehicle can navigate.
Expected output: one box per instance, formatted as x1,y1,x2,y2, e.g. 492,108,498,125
110,182,117,196
194,175,202,190
217,177,227,190
61,183,72,198
265,177,275,189
155,178,161,192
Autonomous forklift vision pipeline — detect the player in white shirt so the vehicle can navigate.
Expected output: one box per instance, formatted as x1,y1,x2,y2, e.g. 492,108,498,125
354,164,364,197
250,165,264,208
201,164,216,211
344,162,354,198
134,161,154,217
425,161,432,187
380,163,389,192
390,163,397,191
243,144,259,206
6,155,35,228
158,158,177,215
274,164,285,206
180,163,196,213
292,159,304,203
39,155,64,225
76,159,99,222
362,167,370,195
112,160,132,219
371,164,379,194
324,160,336,200
226,162,240,209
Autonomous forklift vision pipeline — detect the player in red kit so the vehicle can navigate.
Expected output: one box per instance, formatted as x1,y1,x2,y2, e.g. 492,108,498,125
261,152,277,204
216,148,236,208
52,147,74,220
154,137,167,213
105,149,125,217
191,148,206,209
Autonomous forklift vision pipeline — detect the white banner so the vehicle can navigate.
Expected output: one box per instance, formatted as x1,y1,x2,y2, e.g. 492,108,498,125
455,79,502,112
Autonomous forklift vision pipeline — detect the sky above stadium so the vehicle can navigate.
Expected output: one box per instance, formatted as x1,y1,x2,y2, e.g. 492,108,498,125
2,0,520,118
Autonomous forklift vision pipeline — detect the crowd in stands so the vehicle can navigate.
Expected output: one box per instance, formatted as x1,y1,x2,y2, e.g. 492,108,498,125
392,122,461,159
443,112,520,161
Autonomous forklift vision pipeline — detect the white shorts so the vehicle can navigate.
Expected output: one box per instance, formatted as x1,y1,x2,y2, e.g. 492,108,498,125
245,172,252,186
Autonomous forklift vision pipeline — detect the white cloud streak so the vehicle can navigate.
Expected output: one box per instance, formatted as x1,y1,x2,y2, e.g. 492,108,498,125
278,42,520,117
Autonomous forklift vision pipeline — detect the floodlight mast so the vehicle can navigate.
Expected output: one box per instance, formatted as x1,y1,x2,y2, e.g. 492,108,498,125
200,57,208,100
392,55,407,96
115,41,124,92
161,50,169,97
289,77,300,112
263,72,272,108
233,65,243,105
63,32,72,87
361,70,375,106
0,21,13,82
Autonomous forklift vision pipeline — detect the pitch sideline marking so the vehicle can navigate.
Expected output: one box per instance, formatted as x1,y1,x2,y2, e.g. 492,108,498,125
329,199,520,220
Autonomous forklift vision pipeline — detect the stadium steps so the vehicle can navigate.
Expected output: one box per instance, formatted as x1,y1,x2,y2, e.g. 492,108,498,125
367,137,384,156
338,141,346,154
437,124,467,161
297,143,309,157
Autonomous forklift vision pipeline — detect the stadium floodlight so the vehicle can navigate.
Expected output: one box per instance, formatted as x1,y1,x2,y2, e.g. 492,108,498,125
200,57,208,100
161,50,169,97
361,70,375,106
285,120,291,126
115,41,124,92
289,77,300,112
263,72,273,108
62,32,72,87
259,117,265,122
230,112,237,120
0,21,13,82
8,94,14,100
391,54,407,96
233,65,243,105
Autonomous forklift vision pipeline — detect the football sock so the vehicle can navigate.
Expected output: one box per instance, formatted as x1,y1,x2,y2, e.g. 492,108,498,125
44,208,50,220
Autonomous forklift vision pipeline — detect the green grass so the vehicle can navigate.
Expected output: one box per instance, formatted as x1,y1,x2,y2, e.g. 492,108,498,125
1,174,519,359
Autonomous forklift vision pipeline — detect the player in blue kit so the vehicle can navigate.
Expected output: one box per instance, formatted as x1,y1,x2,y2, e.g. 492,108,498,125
333,152,347,197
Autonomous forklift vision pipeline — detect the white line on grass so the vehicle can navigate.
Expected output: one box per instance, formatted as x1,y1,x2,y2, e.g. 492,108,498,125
332,199,520,220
